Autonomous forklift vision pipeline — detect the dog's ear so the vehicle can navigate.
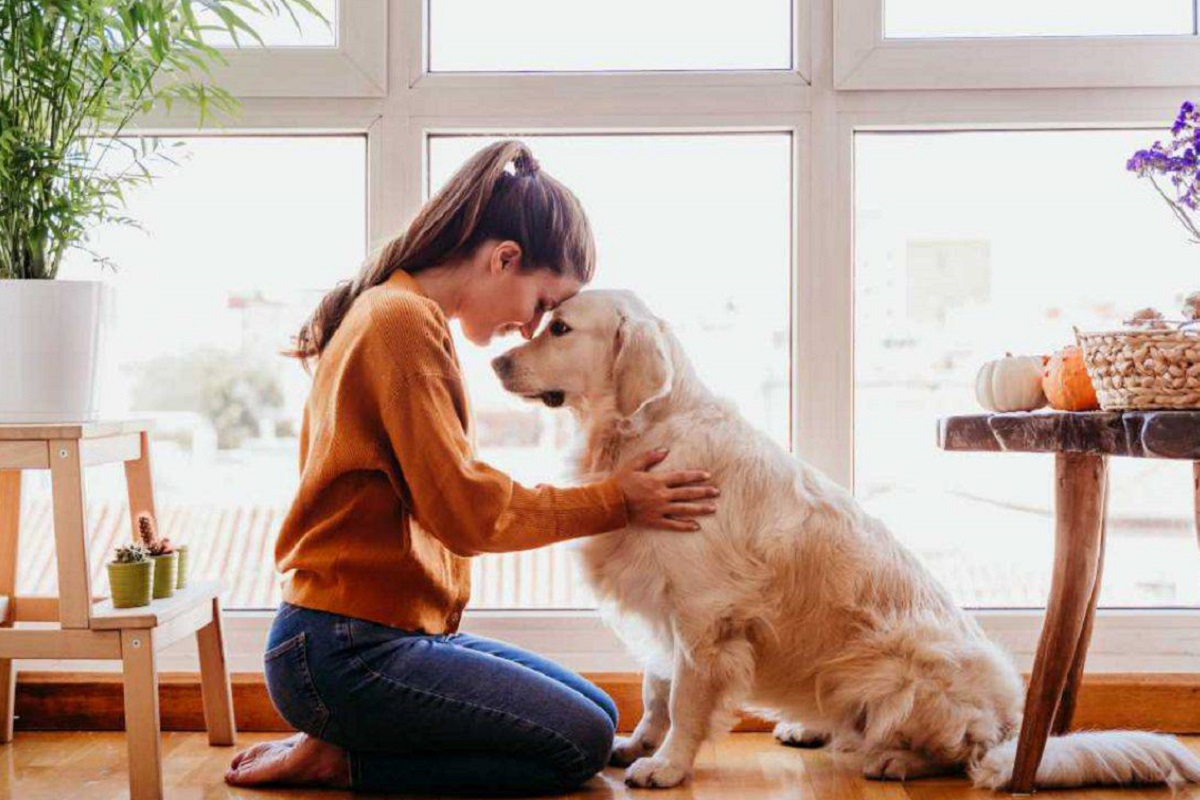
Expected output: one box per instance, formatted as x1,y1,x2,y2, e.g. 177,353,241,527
613,316,674,418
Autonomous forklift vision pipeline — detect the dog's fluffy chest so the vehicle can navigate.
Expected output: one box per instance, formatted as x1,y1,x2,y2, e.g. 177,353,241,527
576,528,681,661
571,408,790,660
578,528,669,608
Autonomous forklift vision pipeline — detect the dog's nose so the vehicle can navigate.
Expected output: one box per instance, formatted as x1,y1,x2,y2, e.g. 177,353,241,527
492,355,513,379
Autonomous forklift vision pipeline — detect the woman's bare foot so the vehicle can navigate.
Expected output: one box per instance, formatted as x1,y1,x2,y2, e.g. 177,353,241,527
229,731,304,772
225,732,351,788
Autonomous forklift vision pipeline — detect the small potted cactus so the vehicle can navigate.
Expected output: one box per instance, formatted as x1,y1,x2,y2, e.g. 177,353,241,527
138,514,178,599
175,539,190,590
107,544,152,609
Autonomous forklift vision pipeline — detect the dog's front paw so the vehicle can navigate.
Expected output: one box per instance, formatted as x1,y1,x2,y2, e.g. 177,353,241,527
862,750,938,781
772,721,829,749
624,756,689,789
611,735,659,767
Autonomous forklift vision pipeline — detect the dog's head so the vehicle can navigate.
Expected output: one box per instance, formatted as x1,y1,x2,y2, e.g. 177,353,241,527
491,290,674,418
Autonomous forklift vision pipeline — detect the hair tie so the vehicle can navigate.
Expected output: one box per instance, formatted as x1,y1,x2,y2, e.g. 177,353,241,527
514,153,541,177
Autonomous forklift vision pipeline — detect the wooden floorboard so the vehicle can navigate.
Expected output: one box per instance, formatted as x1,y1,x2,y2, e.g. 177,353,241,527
2,732,1200,800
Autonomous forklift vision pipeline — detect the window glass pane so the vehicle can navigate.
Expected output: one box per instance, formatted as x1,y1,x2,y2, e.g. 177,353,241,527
855,130,1199,608
430,134,792,607
429,0,791,72
18,136,366,610
201,0,336,47
885,0,1192,38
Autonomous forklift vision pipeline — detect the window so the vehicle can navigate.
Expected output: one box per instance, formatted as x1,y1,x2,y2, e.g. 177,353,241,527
855,130,1200,608
429,133,792,608
428,0,792,72
884,1,1193,39
196,0,386,97
44,0,1200,673
18,136,367,611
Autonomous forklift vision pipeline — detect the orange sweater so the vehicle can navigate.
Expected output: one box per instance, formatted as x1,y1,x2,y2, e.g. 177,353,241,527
275,270,628,632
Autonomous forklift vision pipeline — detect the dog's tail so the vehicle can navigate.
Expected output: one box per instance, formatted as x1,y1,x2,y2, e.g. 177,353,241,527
969,731,1200,790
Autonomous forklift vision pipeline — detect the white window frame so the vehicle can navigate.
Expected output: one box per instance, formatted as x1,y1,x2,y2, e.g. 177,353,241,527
206,0,388,97
835,0,1200,90
92,0,1200,677
412,0,811,85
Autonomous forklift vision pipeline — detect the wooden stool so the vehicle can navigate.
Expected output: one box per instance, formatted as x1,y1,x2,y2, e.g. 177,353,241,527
0,420,235,800
938,409,1200,794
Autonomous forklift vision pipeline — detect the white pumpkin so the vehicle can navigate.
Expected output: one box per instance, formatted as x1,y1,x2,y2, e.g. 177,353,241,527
975,354,1047,412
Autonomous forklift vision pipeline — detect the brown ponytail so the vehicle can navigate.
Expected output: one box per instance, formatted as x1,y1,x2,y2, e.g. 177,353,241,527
288,140,596,370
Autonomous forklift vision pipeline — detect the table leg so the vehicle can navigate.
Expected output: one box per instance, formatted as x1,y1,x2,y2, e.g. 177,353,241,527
1051,514,1106,736
49,442,92,630
121,628,163,800
124,432,158,544
1009,452,1107,793
196,597,236,745
0,472,20,743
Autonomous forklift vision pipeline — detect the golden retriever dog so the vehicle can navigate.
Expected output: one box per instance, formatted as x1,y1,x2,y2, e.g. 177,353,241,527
491,290,1200,791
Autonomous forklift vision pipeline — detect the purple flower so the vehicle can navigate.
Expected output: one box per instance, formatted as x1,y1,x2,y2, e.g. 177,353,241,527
1175,101,1197,133
1129,100,1200,242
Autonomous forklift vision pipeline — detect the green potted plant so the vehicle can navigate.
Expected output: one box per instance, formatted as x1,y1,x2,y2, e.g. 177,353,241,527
107,543,152,609
175,541,190,590
138,513,177,599
0,0,326,423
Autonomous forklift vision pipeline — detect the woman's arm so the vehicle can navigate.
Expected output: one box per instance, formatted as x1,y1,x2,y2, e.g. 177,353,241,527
381,371,715,557
384,369,628,556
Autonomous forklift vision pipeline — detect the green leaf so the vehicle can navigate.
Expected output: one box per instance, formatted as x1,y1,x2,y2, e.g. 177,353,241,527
0,0,313,275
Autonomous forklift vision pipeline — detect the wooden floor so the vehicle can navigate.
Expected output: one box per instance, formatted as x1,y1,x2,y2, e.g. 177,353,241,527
3,732,1200,799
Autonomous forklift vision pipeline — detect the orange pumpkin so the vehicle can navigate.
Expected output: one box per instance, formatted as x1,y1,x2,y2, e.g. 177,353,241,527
1042,346,1099,411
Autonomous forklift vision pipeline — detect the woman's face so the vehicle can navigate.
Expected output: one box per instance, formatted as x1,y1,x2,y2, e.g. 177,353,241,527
458,240,585,346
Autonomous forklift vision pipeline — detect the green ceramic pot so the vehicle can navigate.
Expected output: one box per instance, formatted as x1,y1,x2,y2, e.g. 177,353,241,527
151,552,178,599
107,561,152,609
175,545,189,590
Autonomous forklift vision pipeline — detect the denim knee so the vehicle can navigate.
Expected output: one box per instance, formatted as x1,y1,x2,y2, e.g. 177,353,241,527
555,702,616,787
594,691,619,730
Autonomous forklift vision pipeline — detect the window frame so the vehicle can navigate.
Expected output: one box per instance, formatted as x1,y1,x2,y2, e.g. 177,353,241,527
835,0,1200,90
101,0,1200,675
411,0,811,84
205,0,388,97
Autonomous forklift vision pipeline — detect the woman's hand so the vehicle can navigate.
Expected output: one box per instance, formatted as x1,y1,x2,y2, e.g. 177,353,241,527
615,448,719,532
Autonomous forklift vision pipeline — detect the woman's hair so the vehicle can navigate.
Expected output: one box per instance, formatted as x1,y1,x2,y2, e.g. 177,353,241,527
288,140,596,369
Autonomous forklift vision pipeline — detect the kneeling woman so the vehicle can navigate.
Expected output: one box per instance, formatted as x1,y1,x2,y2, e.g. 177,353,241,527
225,141,718,795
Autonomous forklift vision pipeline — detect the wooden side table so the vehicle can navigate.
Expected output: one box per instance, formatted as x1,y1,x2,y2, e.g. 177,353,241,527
0,420,235,800
937,409,1199,794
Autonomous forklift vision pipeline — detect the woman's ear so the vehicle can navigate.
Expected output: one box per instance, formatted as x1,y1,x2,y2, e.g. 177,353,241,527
613,317,674,418
489,240,523,274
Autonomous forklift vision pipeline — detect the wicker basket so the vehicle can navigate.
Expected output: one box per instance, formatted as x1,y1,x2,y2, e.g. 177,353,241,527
1075,325,1200,410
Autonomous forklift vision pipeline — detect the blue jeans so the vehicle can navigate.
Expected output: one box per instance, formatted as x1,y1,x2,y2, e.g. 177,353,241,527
263,603,618,795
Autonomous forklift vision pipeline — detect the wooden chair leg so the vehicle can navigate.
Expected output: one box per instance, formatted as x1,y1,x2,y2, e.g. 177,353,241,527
196,597,236,745
121,628,163,800
124,431,157,543
1009,453,1107,794
0,472,20,743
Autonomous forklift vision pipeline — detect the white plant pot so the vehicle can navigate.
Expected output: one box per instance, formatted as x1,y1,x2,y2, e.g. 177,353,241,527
0,280,115,423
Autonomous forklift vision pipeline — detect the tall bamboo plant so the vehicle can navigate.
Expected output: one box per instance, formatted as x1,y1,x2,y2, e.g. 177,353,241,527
0,0,326,279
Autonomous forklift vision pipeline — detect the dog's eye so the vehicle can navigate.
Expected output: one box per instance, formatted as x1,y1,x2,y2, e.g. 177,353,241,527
548,319,571,337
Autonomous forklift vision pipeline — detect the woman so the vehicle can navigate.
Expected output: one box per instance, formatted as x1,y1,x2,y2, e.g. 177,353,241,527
225,141,718,795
